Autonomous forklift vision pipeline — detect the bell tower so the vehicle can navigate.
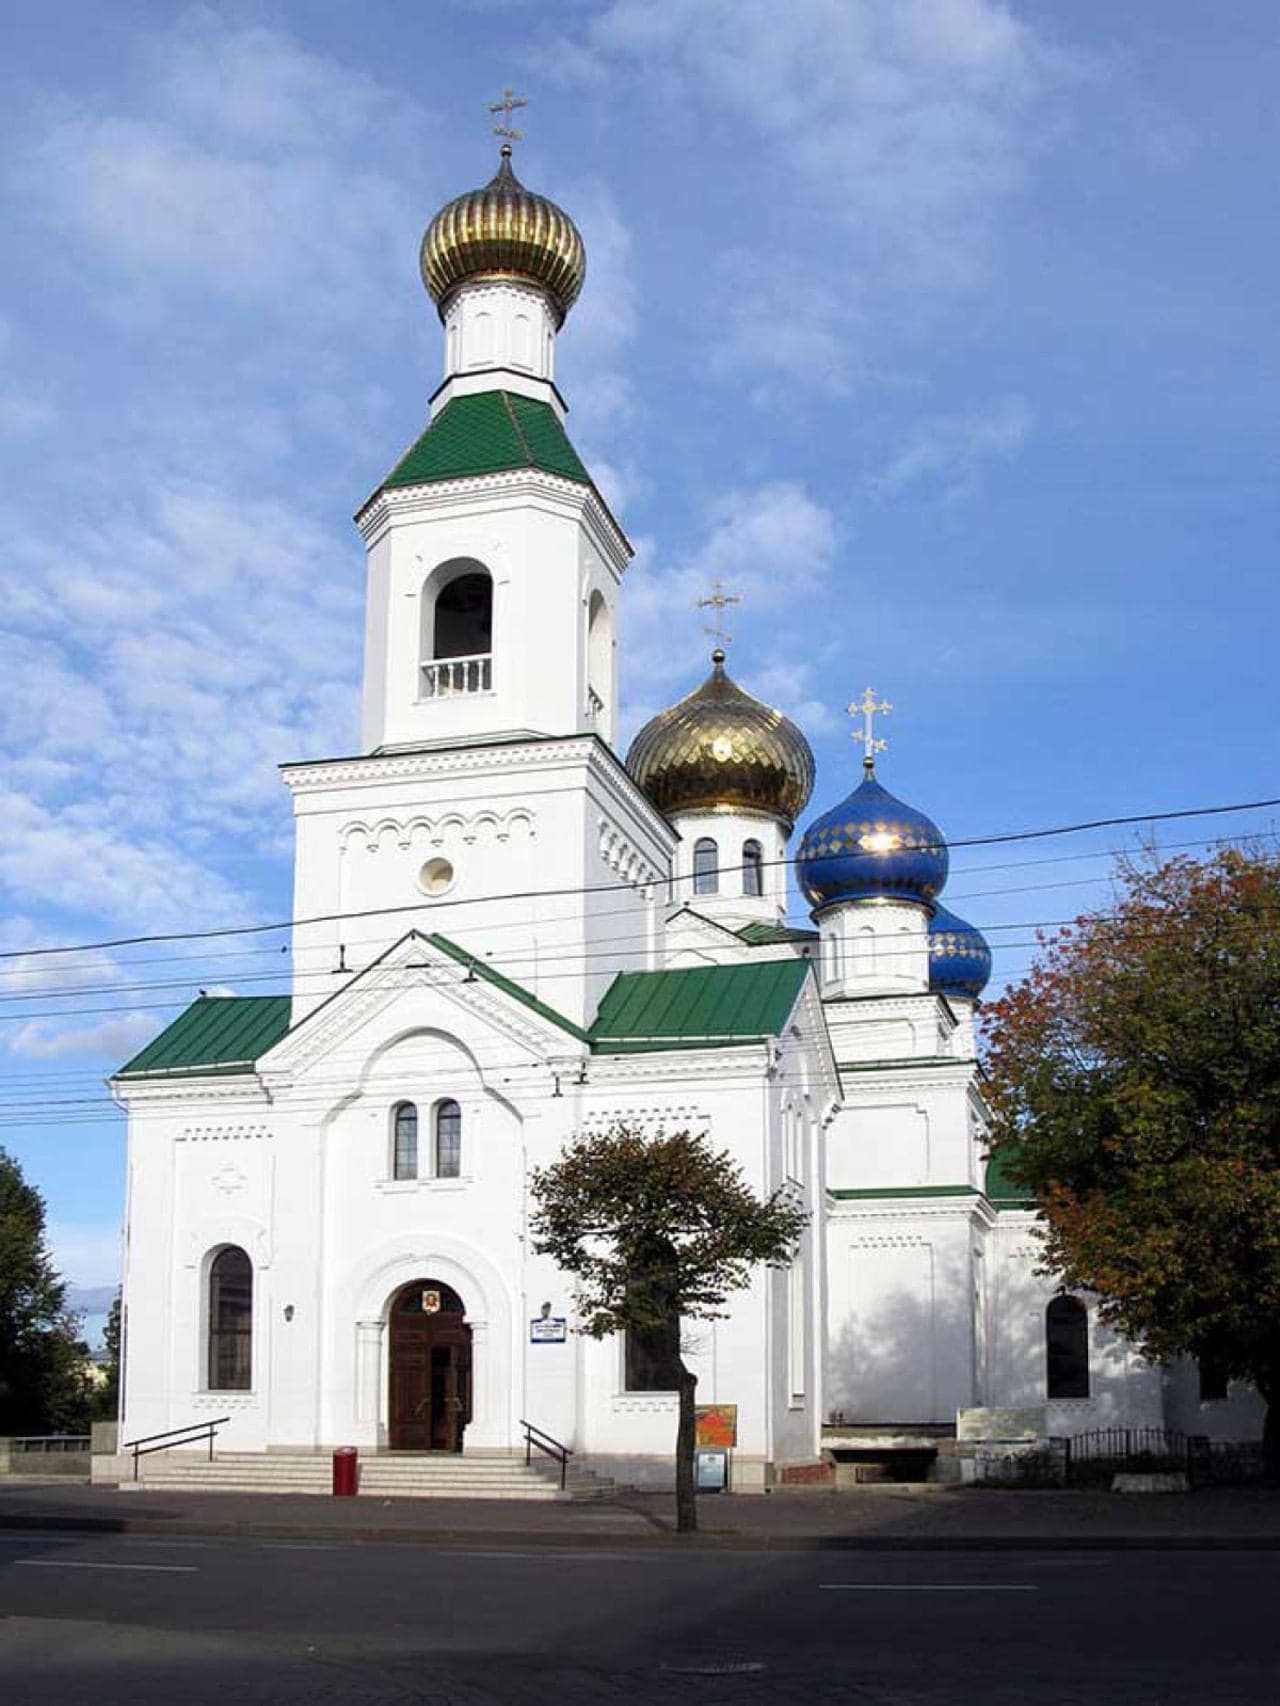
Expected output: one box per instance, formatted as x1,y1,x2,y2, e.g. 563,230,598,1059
285,113,673,1031
357,125,625,755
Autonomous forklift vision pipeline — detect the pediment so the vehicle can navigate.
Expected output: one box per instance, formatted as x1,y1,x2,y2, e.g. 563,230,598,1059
257,931,585,1088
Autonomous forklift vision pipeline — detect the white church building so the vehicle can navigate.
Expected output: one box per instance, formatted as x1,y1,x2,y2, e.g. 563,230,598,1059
112,142,1261,1490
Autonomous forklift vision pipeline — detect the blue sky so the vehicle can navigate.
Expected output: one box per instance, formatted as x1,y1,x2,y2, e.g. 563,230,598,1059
1,2,1277,1288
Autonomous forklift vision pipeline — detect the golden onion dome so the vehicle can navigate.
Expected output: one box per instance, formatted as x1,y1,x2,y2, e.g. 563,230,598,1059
420,145,586,326
626,651,816,830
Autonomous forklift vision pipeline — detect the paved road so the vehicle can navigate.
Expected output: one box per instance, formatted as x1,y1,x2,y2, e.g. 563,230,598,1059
2,1528,1278,1704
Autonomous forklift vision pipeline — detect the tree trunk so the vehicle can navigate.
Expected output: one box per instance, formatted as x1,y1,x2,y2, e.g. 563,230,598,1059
675,1362,698,1533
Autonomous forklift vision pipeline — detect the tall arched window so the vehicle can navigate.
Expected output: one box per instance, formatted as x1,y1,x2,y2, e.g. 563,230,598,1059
693,837,719,896
207,1246,252,1392
586,590,613,735
742,839,764,897
1045,1295,1090,1399
421,561,493,696
393,1101,418,1180
435,1099,462,1178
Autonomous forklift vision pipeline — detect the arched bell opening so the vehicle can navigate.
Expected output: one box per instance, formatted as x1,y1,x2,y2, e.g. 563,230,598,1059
420,559,494,699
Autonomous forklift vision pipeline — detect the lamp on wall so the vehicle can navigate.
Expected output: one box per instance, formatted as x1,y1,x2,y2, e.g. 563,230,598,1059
283,1304,295,1323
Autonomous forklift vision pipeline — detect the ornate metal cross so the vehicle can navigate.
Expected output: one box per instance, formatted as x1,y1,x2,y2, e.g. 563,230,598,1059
489,87,528,144
848,686,891,770
697,581,741,649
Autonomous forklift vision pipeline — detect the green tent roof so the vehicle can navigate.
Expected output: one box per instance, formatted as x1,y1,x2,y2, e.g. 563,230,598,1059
381,390,591,492
588,959,810,1053
116,995,293,1080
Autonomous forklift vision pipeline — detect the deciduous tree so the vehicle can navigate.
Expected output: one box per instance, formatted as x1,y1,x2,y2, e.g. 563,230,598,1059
983,848,1280,1475
530,1126,807,1531
0,1148,92,1433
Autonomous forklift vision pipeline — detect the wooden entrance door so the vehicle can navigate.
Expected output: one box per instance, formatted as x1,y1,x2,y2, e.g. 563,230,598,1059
388,1280,472,1452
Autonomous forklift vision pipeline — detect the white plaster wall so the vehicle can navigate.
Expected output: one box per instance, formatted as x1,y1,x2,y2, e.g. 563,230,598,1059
358,481,626,754
825,1076,977,1193
119,1092,278,1454
667,811,789,928
1163,1357,1268,1441
441,281,557,388
987,1212,1165,1432
825,1206,980,1424
818,900,931,998
285,740,673,1028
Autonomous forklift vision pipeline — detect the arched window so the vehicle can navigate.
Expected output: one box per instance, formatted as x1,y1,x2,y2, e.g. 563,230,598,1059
512,312,533,370
824,931,844,986
393,1101,418,1180
1045,1295,1089,1399
587,590,613,734
207,1246,252,1392
435,1099,462,1178
742,839,764,897
693,837,718,896
421,562,493,696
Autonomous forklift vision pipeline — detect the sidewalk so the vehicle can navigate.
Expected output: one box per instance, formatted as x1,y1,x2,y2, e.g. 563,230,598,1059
4,1479,1280,1550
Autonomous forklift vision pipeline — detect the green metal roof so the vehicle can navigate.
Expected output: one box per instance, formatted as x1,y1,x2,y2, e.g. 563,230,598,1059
984,1145,1036,1208
382,391,590,492
830,1185,980,1200
588,959,810,1053
116,995,293,1079
428,934,589,1042
736,921,819,947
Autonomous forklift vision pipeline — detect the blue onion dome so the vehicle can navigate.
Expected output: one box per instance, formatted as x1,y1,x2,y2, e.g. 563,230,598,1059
796,767,949,911
927,902,993,1001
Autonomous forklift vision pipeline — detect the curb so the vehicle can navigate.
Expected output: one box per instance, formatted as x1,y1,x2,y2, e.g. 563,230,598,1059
3,1511,1280,1552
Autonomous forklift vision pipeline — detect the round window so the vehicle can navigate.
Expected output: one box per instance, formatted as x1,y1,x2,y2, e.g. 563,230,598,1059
418,857,455,897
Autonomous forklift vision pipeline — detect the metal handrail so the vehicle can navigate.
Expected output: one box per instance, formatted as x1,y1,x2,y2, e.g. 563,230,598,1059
121,1416,230,1482
519,1418,573,1492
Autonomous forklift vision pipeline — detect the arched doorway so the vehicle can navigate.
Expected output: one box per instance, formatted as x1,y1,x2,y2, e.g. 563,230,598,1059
388,1280,473,1452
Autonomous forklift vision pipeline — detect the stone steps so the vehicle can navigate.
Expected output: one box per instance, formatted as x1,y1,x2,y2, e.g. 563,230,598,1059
130,1450,614,1502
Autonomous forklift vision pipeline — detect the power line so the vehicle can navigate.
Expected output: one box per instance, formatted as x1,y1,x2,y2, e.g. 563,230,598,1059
4,792,1278,965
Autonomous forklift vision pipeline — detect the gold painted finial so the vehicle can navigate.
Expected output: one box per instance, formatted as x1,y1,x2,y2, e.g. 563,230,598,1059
697,581,741,651
489,87,528,147
848,687,891,774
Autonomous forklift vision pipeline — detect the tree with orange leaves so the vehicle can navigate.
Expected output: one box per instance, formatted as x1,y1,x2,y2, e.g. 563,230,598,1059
983,848,1280,1478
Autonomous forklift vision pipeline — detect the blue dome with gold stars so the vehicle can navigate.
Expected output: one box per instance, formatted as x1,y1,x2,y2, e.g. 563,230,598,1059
927,903,992,1001
796,769,949,912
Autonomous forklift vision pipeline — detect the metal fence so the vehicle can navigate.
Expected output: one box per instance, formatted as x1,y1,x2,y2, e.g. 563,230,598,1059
1065,1428,1265,1488
9,1435,91,1455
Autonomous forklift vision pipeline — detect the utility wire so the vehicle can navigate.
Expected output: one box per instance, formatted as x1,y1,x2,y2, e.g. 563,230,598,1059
4,793,1278,964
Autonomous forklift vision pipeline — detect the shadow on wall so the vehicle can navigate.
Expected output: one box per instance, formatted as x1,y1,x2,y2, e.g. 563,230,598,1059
826,1282,969,1425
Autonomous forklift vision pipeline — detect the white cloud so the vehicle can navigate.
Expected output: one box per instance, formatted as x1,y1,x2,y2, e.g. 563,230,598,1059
47,1220,123,1289
12,1009,161,1063
709,275,857,404
0,392,56,438
869,395,1030,498
150,12,394,151
743,660,842,736
620,481,839,730
577,0,1042,283
9,16,418,318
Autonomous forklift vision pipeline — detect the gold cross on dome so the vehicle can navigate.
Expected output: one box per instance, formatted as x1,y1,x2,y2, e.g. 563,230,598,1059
489,87,528,144
697,581,741,649
848,687,891,771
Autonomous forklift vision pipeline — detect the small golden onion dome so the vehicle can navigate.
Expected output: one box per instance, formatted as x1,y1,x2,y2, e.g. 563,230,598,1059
626,651,816,830
420,145,586,326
